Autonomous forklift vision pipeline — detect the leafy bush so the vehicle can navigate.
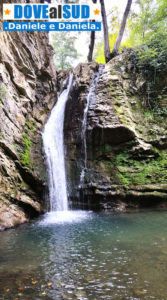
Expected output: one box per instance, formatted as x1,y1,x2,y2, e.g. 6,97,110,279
129,33,167,112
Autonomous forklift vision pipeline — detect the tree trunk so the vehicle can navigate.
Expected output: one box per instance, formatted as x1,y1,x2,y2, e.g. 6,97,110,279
112,0,133,56
87,31,96,62
87,0,97,62
100,0,110,63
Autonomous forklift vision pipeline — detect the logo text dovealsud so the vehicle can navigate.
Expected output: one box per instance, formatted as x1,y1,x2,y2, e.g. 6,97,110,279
3,3,101,31
3,3,101,20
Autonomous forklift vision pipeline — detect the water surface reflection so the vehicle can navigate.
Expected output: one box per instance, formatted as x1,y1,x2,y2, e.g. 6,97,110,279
1,210,167,299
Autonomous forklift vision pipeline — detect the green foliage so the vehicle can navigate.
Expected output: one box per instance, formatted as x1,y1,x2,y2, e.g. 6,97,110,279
144,111,154,120
50,32,79,70
95,7,120,64
119,174,130,185
25,120,36,133
115,152,129,165
126,0,167,45
20,121,35,168
115,149,167,186
95,6,134,63
129,33,167,111
20,132,32,168
123,0,167,82
127,0,154,46
94,43,106,64
100,144,112,153
137,38,167,75
94,0,166,66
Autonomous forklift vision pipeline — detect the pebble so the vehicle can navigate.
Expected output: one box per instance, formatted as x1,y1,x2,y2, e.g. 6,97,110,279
134,289,147,296
75,290,87,299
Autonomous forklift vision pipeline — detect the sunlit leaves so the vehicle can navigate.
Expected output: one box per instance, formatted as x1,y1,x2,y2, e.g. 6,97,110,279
126,0,167,46
95,0,167,63
95,7,120,63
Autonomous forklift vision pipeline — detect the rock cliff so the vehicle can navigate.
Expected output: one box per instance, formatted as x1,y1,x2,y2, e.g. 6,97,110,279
0,30,56,230
64,51,167,211
0,26,167,230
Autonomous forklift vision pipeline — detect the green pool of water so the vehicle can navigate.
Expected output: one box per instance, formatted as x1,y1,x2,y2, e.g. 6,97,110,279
0,210,167,299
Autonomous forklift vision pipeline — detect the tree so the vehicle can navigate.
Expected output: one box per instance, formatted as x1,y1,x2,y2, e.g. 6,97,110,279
87,0,111,63
50,32,79,70
100,0,111,62
87,31,96,62
87,0,97,62
111,0,133,57
91,0,133,62
95,0,167,67
95,7,120,63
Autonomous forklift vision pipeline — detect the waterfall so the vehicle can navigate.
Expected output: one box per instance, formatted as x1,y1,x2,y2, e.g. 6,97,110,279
80,66,103,185
42,73,73,212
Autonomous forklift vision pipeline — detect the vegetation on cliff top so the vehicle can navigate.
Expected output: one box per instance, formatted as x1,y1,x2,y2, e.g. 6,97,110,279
95,0,167,65
129,34,167,113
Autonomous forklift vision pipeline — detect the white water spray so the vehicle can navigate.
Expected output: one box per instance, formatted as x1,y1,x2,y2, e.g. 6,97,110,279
42,73,73,211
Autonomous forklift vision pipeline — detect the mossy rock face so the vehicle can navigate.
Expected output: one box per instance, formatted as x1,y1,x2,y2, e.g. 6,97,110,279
114,149,167,186
64,52,167,210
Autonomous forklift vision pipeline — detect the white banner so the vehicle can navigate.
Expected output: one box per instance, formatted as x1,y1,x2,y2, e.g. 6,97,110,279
3,3,102,21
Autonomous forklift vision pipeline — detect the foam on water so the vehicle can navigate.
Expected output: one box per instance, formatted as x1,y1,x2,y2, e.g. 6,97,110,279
39,210,93,225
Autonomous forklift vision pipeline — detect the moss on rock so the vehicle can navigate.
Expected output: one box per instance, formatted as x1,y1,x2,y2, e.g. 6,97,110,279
115,149,167,186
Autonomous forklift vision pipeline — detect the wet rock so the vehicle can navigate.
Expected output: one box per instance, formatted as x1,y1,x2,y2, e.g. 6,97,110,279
0,200,27,231
0,28,56,230
64,51,167,210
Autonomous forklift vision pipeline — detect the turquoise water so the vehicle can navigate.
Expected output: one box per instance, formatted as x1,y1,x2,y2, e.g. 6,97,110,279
1,210,167,299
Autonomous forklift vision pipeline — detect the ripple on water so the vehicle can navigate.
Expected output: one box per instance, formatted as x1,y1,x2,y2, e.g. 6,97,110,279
1,211,167,299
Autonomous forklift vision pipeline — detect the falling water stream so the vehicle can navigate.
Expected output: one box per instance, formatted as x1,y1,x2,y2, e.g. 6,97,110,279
43,66,103,213
80,66,103,185
42,73,73,212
